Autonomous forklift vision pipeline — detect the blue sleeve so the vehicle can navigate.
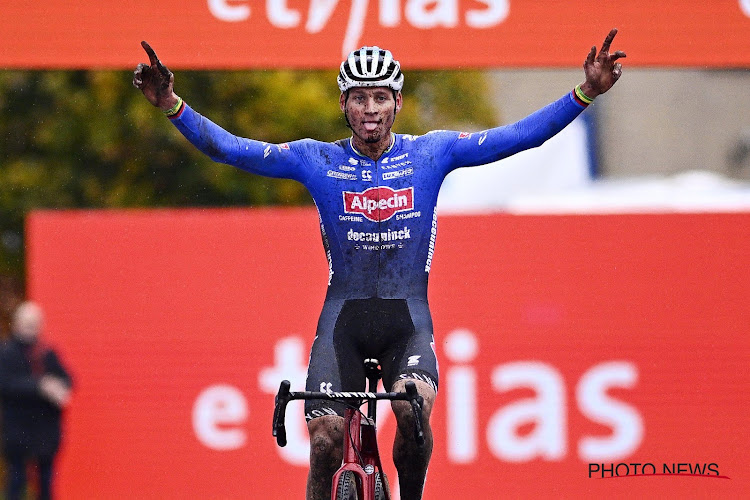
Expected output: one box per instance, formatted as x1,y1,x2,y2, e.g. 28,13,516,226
168,104,310,183
441,90,587,174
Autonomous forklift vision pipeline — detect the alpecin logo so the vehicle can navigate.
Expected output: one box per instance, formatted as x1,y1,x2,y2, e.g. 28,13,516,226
343,186,414,222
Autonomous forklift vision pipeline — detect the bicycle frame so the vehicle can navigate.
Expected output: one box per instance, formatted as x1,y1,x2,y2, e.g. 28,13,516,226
332,407,386,499
272,360,424,500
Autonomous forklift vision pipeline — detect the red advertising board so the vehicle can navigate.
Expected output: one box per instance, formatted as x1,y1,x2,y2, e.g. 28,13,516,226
2,1,750,68
26,208,749,498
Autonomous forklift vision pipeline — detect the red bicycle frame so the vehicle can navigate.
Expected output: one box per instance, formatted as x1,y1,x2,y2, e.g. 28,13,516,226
330,406,390,500
272,359,424,500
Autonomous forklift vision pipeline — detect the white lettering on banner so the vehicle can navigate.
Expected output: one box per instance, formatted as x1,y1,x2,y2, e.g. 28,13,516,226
306,0,338,32
192,385,248,450
257,337,310,465
445,329,479,463
207,1,511,56
576,362,643,460
406,0,458,28
467,0,510,28
268,0,302,28
343,0,369,60
487,362,567,461
742,0,750,17
380,0,400,26
208,0,250,21
447,329,643,463
191,331,643,465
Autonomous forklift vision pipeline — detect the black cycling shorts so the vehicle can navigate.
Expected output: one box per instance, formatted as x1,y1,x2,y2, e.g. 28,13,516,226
304,297,439,422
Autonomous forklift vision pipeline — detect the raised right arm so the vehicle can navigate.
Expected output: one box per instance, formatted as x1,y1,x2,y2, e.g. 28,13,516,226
133,41,308,181
167,104,306,180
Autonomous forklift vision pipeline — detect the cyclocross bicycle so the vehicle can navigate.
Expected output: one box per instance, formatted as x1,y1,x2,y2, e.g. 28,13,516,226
272,358,425,500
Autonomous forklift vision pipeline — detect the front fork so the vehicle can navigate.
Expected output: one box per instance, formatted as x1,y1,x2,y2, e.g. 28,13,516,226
330,408,390,500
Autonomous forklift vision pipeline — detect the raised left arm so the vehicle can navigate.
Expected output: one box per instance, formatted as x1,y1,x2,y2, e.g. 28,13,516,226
444,29,626,172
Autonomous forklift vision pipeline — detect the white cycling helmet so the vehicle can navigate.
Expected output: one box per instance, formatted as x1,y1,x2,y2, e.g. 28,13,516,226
338,46,404,93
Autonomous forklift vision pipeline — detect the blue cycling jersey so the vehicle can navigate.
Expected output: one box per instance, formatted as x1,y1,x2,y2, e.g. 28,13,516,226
170,91,586,300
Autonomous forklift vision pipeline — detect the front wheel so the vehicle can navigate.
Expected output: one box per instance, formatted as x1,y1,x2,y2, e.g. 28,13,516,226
375,472,389,500
335,471,359,500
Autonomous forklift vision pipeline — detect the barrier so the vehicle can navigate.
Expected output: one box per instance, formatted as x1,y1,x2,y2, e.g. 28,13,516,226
26,208,749,497
4,1,750,68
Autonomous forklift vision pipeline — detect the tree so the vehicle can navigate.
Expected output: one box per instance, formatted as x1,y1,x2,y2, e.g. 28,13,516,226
0,69,497,282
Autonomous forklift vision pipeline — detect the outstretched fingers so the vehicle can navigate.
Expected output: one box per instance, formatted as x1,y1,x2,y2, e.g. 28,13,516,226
139,40,173,90
586,45,596,66
141,41,170,76
610,50,627,62
599,28,618,56
141,40,159,66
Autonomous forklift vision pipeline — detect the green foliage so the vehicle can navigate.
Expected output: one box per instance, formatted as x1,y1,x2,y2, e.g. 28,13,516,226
0,68,496,278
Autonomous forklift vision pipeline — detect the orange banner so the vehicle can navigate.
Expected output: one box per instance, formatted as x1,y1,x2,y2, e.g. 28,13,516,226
26,208,749,498
3,1,750,69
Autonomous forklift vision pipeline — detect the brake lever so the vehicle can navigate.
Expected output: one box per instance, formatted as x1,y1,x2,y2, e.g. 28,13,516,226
272,380,291,447
404,381,425,447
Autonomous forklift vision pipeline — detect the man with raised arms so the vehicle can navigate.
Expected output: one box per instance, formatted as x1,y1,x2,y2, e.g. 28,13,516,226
134,30,624,499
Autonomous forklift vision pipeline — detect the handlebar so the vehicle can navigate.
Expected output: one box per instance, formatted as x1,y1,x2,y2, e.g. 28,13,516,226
272,380,425,448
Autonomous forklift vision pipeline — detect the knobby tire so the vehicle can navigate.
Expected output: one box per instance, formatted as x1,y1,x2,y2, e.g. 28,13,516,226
335,471,359,500
375,472,388,500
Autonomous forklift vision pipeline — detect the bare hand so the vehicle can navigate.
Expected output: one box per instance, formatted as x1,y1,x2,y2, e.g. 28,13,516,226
39,375,71,408
133,41,179,111
580,28,626,98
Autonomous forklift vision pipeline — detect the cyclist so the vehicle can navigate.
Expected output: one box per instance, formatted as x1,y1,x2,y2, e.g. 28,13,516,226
134,30,624,500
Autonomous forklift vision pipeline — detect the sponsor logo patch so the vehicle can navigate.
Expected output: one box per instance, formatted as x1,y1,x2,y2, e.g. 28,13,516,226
383,167,413,180
478,131,488,145
382,160,412,170
327,170,357,180
343,186,414,222
347,226,411,242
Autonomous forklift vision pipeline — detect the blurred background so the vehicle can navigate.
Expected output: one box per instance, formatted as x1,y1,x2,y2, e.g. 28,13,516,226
4,67,750,330
2,1,750,328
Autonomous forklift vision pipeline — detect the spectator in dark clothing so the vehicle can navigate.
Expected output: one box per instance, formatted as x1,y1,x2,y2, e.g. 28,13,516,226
0,302,72,500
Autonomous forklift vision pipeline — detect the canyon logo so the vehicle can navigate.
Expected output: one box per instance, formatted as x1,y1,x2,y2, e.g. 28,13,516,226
343,186,414,222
